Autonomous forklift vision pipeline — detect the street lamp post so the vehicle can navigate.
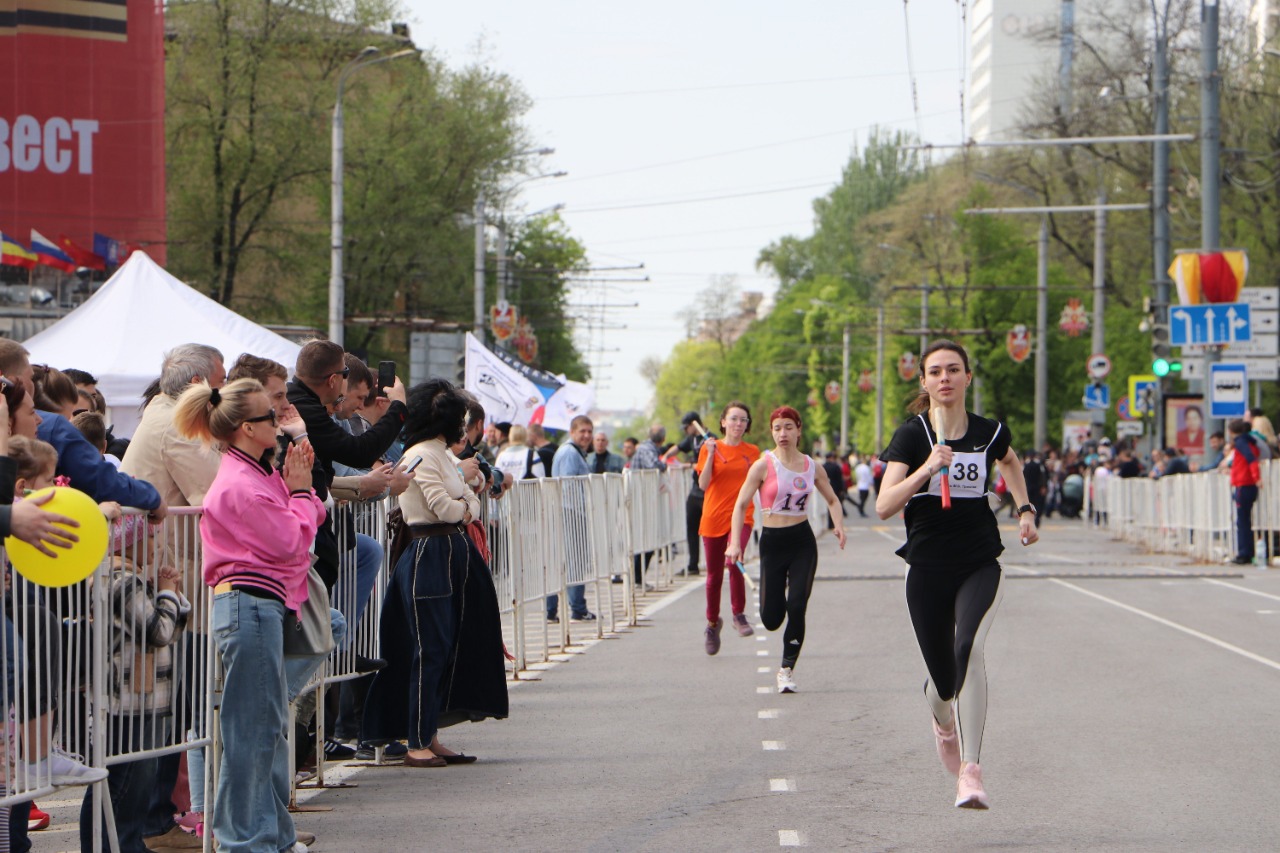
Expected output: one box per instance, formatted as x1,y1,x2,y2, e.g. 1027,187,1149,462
330,46,418,346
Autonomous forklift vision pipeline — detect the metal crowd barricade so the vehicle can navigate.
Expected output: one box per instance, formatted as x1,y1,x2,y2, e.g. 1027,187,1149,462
1101,468,1243,563
0,460,697,852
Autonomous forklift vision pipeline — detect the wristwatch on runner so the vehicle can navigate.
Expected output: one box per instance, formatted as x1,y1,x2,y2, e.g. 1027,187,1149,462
1016,504,1037,517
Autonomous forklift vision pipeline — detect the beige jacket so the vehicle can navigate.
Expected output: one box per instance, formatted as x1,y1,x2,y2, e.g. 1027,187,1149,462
120,394,221,508
397,438,480,526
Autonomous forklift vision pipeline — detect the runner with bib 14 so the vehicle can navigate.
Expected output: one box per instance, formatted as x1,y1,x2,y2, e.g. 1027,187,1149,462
727,406,846,694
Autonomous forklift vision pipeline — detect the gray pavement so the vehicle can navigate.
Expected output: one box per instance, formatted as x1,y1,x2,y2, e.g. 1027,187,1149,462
35,512,1280,851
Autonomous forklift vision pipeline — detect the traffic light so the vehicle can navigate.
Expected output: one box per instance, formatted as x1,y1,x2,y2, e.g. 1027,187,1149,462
455,353,466,385
1150,323,1181,376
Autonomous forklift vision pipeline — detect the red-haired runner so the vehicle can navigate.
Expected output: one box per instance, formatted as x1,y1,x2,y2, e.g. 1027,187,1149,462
726,406,846,693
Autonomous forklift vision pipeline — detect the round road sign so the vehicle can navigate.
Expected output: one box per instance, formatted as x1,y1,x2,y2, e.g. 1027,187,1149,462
1088,353,1112,380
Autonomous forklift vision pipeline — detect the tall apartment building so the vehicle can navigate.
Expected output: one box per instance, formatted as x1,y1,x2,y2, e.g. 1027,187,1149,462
968,0,1062,142
1250,0,1280,55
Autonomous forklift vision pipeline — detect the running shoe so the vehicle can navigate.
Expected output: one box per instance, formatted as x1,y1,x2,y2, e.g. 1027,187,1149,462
776,666,797,693
955,763,990,809
732,613,754,637
323,738,357,760
28,747,109,786
704,618,723,655
932,717,961,776
28,803,50,831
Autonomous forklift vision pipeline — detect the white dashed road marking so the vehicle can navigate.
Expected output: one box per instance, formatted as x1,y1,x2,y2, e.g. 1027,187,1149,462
759,709,779,719
770,778,796,792
762,740,785,750
778,829,804,846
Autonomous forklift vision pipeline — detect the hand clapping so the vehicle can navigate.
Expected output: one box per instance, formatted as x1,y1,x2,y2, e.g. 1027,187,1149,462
283,441,315,492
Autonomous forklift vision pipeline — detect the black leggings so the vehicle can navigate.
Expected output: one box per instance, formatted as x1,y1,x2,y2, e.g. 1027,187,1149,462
759,523,818,669
905,561,1003,765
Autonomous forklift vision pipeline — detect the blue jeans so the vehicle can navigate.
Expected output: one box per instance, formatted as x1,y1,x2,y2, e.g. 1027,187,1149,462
1234,484,1259,561
209,591,297,853
80,716,170,853
546,585,587,620
333,534,382,644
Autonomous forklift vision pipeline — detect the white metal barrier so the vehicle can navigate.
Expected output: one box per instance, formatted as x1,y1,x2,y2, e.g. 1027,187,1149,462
0,466,690,850
1090,461,1280,564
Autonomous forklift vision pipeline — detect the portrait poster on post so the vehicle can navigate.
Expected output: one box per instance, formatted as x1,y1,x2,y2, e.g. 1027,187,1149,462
1164,394,1207,460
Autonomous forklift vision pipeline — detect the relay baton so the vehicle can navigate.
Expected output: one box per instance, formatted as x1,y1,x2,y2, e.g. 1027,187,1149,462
734,560,756,591
930,408,952,510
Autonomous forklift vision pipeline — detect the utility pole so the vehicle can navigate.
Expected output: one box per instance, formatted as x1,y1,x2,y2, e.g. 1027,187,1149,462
1035,217,1049,452
1059,0,1075,119
919,276,929,356
1153,5,1171,449
840,324,850,454
1200,0,1222,455
876,306,885,452
1092,189,1107,440
473,193,486,343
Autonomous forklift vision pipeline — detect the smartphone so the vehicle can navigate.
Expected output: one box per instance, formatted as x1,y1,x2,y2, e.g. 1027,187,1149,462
377,361,396,397
400,455,423,474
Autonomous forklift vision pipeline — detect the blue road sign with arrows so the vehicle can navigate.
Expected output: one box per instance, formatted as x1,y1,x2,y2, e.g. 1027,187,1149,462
1169,303,1252,346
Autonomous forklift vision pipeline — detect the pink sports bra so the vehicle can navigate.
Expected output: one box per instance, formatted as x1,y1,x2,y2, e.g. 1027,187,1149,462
759,451,815,516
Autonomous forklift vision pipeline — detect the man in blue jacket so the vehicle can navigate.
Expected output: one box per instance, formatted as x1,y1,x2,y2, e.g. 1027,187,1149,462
0,340,165,518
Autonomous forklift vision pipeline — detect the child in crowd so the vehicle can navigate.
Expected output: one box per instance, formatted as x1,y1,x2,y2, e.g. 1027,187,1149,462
5,436,109,845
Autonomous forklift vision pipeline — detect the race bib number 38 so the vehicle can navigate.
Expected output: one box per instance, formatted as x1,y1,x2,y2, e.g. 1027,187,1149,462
928,450,988,500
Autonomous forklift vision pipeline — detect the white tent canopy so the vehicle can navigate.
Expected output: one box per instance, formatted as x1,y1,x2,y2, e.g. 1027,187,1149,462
23,251,302,438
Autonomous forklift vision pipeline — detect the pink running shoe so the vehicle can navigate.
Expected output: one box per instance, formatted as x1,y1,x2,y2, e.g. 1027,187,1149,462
932,718,961,776
732,613,754,637
955,763,990,809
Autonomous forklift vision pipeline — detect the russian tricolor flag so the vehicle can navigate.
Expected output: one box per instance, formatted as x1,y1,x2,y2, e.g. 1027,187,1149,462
1,233,37,269
30,230,77,273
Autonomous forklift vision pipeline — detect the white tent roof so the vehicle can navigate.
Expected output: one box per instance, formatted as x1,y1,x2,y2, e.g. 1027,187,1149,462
23,251,302,437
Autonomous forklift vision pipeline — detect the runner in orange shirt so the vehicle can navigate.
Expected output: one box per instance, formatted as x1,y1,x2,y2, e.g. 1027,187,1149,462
696,401,760,655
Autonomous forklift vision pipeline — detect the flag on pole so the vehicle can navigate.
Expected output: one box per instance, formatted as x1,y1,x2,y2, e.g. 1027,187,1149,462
0,233,37,269
59,234,106,270
93,233,123,265
30,230,77,273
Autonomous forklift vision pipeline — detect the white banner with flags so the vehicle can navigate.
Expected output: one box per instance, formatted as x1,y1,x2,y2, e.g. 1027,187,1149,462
463,332,594,431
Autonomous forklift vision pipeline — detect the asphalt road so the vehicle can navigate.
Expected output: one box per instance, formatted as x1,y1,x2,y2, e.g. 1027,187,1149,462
35,512,1280,851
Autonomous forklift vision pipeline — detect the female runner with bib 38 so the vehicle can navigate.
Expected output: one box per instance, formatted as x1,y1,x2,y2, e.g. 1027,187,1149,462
726,407,846,694
876,340,1038,811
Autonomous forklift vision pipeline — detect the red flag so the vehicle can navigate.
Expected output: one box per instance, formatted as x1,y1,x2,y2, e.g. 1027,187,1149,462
58,235,106,271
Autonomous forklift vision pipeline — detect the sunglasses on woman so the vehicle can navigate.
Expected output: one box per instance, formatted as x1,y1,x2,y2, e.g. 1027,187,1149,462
243,409,278,428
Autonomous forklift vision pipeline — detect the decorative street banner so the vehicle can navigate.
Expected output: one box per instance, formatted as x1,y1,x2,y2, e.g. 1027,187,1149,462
1169,251,1248,305
857,369,874,393
824,381,840,404
0,0,166,262
489,300,517,342
463,333,593,431
1006,324,1031,363
897,351,917,381
1058,298,1088,337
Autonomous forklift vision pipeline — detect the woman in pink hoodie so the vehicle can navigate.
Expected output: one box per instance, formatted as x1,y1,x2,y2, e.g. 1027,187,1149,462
174,377,324,853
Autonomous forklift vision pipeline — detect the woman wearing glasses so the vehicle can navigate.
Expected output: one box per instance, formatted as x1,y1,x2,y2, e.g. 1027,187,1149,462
175,378,330,853
695,401,761,655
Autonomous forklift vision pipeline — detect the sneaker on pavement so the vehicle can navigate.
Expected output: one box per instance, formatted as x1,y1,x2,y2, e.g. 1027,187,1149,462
322,738,357,760
175,811,202,833
932,717,961,776
704,618,723,655
611,574,624,584
732,613,754,637
955,763,990,809
776,666,797,694
27,803,50,831
29,748,108,786
142,825,201,850
295,830,316,845
356,741,408,761
570,611,597,622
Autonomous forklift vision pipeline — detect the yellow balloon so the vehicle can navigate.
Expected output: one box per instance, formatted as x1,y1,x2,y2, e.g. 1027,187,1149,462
6,487,109,588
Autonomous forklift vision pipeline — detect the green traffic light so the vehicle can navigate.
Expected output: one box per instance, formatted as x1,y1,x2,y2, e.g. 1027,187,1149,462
1153,358,1170,377
1169,361,1182,373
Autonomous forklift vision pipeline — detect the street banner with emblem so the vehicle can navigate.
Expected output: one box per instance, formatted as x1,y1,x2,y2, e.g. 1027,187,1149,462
489,300,517,342
1058,298,1088,337
1006,324,1031,363
897,351,918,381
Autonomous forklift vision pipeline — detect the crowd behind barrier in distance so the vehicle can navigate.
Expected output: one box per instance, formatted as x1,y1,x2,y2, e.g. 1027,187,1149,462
1089,460,1279,564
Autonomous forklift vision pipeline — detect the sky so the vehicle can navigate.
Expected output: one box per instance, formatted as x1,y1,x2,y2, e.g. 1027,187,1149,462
408,1,973,411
